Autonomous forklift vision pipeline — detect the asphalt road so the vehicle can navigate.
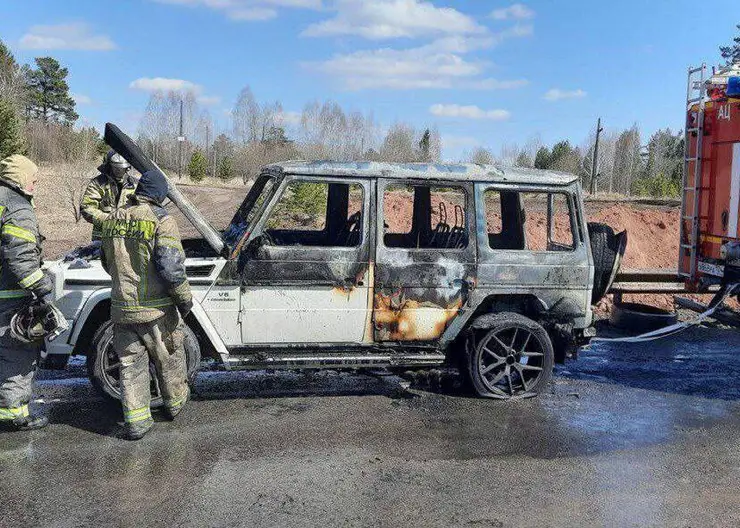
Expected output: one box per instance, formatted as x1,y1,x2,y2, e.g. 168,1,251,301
2,323,740,527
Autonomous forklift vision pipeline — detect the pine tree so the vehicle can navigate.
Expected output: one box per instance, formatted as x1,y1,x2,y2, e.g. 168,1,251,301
418,129,432,162
0,40,18,85
218,156,234,180
25,57,78,124
188,149,207,182
720,24,740,66
0,39,26,108
0,97,25,159
534,146,551,169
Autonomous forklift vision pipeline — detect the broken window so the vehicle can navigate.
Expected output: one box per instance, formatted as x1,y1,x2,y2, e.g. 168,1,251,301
484,190,525,250
383,184,468,249
264,180,363,247
484,189,575,251
224,175,277,250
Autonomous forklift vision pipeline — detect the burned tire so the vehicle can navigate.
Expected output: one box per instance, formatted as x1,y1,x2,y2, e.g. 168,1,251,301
465,312,554,399
588,222,627,304
87,319,201,408
610,302,678,333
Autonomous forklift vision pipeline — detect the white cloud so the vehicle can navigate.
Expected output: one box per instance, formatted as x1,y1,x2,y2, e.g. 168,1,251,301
19,22,116,51
130,77,203,93
152,0,322,21
196,95,222,105
307,34,530,91
308,45,484,90
502,23,533,38
544,88,587,101
303,0,486,40
305,3,533,91
71,93,93,105
491,3,535,20
228,7,278,20
467,78,529,90
430,103,510,121
130,77,223,106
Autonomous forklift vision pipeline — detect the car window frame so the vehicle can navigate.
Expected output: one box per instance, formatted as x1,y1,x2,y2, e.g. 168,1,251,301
482,185,580,254
380,179,471,253
253,174,368,252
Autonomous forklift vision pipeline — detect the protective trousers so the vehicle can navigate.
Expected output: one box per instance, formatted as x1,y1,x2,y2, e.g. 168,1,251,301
113,308,188,425
0,309,40,421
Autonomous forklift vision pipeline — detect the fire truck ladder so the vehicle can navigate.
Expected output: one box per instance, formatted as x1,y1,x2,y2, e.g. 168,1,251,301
679,64,707,280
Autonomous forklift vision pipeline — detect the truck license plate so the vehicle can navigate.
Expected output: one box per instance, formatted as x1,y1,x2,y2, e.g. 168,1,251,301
698,260,725,277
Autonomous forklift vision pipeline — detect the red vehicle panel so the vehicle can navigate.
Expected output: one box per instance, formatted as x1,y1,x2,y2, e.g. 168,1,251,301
681,99,740,283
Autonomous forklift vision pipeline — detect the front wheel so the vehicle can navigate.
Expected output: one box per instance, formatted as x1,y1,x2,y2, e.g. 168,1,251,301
87,319,201,408
465,312,554,399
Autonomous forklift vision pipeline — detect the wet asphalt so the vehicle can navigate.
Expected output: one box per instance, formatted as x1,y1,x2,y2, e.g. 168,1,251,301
2,322,740,527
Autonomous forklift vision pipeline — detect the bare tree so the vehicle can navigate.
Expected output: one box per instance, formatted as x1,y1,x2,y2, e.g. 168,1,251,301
469,146,496,165
497,143,521,167
380,123,418,162
60,127,101,222
233,86,260,144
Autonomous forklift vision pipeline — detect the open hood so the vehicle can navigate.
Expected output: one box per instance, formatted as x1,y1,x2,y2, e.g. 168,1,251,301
103,123,226,257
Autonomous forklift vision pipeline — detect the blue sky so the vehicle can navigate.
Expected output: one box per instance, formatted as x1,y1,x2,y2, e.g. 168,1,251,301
1,0,738,159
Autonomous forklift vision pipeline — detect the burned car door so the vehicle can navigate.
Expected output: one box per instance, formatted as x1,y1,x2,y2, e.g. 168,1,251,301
373,179,476,341
239,176,372,344
475,184,591,326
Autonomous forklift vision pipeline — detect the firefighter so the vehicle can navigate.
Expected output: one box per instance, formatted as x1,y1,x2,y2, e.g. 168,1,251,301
80,149,136,240
100,169,192,441
0,154,56,431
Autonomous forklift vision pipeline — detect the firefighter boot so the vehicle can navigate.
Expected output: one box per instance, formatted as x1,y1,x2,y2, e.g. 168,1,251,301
122,417,154,441
164,388,189,421
0,414,48,432
13,414,48,431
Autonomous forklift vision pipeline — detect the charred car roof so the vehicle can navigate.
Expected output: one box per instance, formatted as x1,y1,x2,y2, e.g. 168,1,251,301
263,160,579,186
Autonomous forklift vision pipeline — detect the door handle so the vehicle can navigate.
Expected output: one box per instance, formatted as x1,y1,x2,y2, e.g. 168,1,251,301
342,278,364,288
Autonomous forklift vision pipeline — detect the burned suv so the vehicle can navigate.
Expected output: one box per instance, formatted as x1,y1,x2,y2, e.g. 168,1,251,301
45,160,623,400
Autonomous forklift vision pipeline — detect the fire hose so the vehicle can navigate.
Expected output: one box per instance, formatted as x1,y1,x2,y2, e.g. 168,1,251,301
588,283,739,344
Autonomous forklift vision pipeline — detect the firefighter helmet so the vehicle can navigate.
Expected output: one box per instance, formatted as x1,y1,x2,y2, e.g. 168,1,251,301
106,150,131,182
106,150,130,169
10,303,68,344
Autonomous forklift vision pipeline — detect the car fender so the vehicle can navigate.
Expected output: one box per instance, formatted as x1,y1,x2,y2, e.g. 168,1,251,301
189,299,229,362
69,288,229,362
69,287,113,345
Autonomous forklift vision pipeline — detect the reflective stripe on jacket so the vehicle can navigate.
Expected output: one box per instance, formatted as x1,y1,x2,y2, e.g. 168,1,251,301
0,180,52,311
101,198,192,325
80,170,136,240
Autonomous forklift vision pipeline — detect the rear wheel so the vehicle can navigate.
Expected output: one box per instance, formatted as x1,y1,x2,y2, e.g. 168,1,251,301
465,313,554,399
87,319,201,408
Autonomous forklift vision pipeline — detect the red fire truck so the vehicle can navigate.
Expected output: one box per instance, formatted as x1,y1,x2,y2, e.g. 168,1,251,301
680,63,740,290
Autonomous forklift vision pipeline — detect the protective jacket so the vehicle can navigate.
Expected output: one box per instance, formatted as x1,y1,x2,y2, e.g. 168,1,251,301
0,155,52,313
80,166,136,240
101,196,191,325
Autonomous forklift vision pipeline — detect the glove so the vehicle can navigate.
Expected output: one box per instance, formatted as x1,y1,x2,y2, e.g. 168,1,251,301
177,299,193,318
31,274,53,302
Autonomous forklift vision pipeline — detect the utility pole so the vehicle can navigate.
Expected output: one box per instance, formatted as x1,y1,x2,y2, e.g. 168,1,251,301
590,117,603,195
177,99,184,179
205,123,211,177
